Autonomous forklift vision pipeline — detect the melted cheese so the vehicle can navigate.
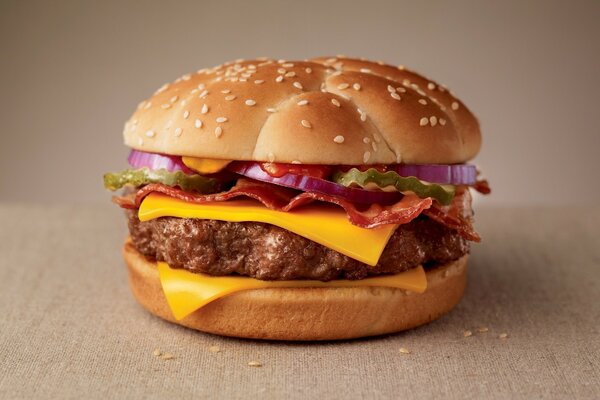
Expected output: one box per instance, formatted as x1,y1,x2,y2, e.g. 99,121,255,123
181,157,231,174
139,193,398,266
158,262,427,320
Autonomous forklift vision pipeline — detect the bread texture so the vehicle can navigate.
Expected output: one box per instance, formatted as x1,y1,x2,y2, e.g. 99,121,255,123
124,56,480,165
123,239,468,341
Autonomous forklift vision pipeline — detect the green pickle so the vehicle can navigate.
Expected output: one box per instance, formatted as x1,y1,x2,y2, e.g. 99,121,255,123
333,168,455,205
103,168,217,193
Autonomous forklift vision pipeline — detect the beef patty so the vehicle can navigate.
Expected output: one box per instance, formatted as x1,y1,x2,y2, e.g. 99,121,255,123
126,210,469,281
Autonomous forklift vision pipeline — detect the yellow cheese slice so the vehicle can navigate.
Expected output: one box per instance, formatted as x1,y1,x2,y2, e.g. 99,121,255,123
181,157,231,174
138,193,398,266
158,262,427,320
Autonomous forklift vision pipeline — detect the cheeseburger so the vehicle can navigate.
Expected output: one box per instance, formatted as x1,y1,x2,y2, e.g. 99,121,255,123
104,56,490,340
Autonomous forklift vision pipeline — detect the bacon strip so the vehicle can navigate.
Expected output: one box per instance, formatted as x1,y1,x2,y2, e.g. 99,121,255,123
113,178,479,240
423,188,480,242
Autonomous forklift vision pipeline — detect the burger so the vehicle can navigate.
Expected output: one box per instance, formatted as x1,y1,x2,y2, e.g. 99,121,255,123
104,56,490,340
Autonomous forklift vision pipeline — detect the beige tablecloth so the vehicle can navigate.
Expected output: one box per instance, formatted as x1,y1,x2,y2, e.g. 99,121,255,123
0,204,598,399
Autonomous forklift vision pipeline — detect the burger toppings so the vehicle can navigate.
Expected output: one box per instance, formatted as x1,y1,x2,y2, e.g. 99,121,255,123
181,157,231,174
229,161,404,205
119,179,433,230
127,149,194,174
103,168,218,193
333,168,455,205
105,149,485,238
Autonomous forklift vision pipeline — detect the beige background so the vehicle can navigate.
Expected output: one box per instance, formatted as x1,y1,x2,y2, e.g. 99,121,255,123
0,0,599,205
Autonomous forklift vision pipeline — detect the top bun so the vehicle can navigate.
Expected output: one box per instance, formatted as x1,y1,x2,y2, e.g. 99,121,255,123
123,56,481,165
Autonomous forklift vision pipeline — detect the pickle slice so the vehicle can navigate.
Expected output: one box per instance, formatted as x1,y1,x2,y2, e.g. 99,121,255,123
333,168,455,205
103,168,218,193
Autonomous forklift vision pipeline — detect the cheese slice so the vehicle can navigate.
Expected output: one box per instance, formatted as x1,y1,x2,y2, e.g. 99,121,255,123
158,261,427,320
139,193,398,266
181,157,231,174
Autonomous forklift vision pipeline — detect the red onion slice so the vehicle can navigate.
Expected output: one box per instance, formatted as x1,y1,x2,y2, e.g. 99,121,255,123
393,164,477,185
229,162,403,205
128,150,194,174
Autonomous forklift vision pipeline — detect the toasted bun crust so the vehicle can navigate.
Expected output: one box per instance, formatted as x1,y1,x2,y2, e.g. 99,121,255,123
123,239,467,340
124,56,480,165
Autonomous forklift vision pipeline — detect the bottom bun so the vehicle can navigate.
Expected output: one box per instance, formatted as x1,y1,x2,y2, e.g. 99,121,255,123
124,239,467,341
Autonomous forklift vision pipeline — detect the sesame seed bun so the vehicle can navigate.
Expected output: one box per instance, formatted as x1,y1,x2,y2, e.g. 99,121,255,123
123,239,468,341
124,56,480,165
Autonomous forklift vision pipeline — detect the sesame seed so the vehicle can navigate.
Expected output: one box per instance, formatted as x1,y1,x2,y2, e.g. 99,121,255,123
155,83,169,94
199,90,209,98
247,64,257,70
390,92,401,100
397,87,407,93
161,353,175,360
137,138,144,146
216,117,228,123
285,71,296,78
198,83,206,90
293,82,303,90
183,110,190,119
418,99,427,105
398,64,405,70
161,104,171,109
373,133,381,143
153,348,162,357
337,83,350,90
451,101,459,110
331,70,342,77
209,346,220,353
248,361,262,367
254,79,265,84
221,89,231,94
387,85,396,93
363,137,371,144
301,119,312,128
268,152,275,162
463,330,473,337
174,127,183,137
275,75,284,83
372,142,378,152
266,108,277,113
305,67,312,74
353,83,361,91
399,348,411,354
282,62,294,68
277,68,286,74
170,95,179,103
333,135,345,143
145,130,156,138
225,95,236,101
439,118,447,126
201,104,209,114
427,82,436,90
215,126,223,138
419,117,429,126
297,99,309,106
478,327,489,333
363,151,371,163
291,160,301,164
430,116,438,126
331,98,341,107
194,119,203,128
360,68,372,73
144,102,152,110
245,99,256,106
499,333,509,339
357,109,367,122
